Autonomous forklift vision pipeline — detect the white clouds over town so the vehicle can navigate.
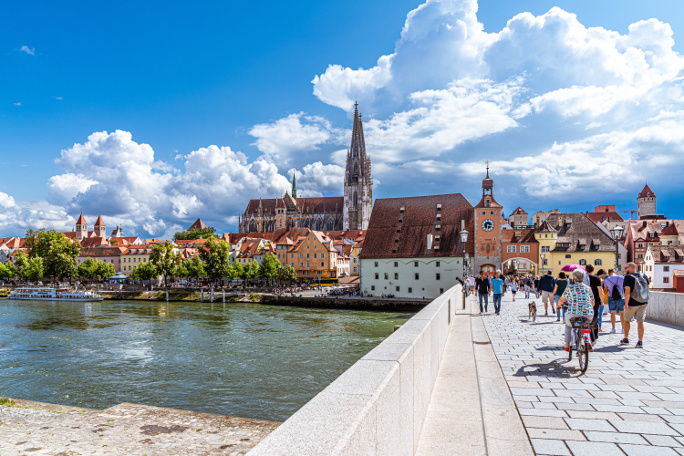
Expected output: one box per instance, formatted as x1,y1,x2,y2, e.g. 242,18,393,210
2,0,684,236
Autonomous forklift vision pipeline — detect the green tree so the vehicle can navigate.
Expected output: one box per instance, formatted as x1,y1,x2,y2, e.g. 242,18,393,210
279,264,297,283
150,241,180,286
14,251,44,280
185,256,206,282
232,262,244,281
245,260,260,280
78,258,99,279
96,261,115,280
131,262,158,281
199,238,231,281
176,263,189,280
173,227,216,241
0,262,9,279
32,230,80,280
259,253,280,282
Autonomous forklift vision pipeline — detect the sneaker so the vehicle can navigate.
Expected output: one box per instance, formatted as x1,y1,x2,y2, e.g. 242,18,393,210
635,341,643,348
610,328,616,334
545,311,548,315
619,338,629,345
556,318,560,322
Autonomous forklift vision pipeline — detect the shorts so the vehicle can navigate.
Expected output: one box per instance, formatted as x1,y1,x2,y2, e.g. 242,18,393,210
541,291,553,305
623,303,648,323
608,298,625,312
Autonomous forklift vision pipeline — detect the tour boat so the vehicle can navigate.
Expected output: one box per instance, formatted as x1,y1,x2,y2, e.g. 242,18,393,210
8,287,104,301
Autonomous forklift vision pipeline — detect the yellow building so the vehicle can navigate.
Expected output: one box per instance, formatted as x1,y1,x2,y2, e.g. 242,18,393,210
535,213,618,276
120,245,154,276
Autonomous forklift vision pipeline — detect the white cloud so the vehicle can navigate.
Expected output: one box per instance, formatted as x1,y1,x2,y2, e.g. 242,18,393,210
13,102,21,106
47,173,98,203
20,45,35,56
294,162,345,197
248,113,344,165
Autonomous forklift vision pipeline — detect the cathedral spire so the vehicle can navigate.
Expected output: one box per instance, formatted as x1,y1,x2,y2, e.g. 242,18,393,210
350,101,366,158
292,171,297,199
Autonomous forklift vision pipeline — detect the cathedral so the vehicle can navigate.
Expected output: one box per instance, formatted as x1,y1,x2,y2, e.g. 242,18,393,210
239,103,373,233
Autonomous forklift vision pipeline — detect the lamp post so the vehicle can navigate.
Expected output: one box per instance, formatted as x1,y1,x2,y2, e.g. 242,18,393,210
460,223,469,309
540,253,546,274
610,225,625,272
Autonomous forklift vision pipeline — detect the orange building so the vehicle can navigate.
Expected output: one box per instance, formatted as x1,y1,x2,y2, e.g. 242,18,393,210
502,229,539,275
472,164,502,276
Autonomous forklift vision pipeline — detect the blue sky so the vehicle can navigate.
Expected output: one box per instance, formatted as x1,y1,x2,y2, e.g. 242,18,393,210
1,0,683,237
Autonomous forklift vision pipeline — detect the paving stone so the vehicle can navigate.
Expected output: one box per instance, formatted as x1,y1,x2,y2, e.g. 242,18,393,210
618,413,665,423
565,418,616,432
619,443,679,455
566,441,625,456
584,430,649,444
522,416,569,430
527,428,586,441
609,420,681,436
530,438,571,455
643,434,682,447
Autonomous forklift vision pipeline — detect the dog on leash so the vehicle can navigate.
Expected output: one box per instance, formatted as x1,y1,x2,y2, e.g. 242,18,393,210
528,301,538,322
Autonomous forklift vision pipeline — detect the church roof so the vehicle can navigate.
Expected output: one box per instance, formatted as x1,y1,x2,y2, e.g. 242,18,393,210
188,218,208,230
243,197,344,215
638,183,656,199
76,213,87,225
360,193,474,259
94,215,105,227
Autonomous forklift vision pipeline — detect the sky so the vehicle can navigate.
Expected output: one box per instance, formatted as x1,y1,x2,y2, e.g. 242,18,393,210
1,0,683,238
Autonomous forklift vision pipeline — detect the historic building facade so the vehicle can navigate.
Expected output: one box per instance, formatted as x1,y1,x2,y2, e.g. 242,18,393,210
472,165,503,276
239,103,372,233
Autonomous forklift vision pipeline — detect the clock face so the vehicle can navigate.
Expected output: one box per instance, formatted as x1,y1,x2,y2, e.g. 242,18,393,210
482,219,494,232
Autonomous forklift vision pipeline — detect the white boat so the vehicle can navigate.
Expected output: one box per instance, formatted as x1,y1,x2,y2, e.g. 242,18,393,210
8,287,104,301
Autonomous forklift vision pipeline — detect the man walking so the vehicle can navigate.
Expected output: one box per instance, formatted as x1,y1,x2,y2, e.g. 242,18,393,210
585,264,604,343
538,270,556,316
492,270,504,315
475,271,491,314
524,275,531,299
604,269,625,334
621,262,650,348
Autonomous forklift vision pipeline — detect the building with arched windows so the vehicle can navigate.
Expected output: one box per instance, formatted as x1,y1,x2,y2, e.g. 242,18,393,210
239,103,372,233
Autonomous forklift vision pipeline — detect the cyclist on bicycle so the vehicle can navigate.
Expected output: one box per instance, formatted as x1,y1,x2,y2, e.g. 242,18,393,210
556,269,595,351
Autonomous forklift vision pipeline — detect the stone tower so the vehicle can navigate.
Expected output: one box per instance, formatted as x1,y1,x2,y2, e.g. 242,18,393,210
291,171,297,200
94,215,106,238
343,103,373,231
75,213,88,240
637,182,656,219
472,163,503,276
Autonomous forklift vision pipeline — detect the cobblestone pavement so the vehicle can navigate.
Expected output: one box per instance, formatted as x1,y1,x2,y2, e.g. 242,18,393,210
0,400,279,456
481,292,684,456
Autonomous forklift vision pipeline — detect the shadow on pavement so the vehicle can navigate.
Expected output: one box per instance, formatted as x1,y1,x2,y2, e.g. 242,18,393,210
512,359,579,378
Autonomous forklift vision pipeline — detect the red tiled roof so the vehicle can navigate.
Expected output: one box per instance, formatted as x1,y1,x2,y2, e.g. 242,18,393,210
638,184,656,199
79,247,126,257
587,211,624,224
80,236,108,248
648,245,684,264
76,213,87,225
661,223,679,237
360,193,474,259
94,215,105,227
510,207,527,215
502,229,537,244
188,218,208,230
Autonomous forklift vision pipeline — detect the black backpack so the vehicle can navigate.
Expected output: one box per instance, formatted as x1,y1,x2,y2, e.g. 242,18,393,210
609,277,622,301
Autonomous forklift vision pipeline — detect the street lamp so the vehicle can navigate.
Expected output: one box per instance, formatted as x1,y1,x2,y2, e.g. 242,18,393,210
460,222,469,278
610,226,625,272
540,253,546,274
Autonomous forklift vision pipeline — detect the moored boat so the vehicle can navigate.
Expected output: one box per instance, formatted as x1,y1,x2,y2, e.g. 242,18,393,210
8,287,104,301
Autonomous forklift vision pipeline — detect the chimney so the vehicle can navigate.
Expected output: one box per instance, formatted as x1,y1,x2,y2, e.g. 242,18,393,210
427,234,434,250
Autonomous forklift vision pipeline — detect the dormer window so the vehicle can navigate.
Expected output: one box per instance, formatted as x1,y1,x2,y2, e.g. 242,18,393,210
400,206,405,213
437,204,442,211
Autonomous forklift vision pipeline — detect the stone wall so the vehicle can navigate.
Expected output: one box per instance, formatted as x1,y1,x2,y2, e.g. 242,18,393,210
247,284,464,456
646,291,684,327
260,294,428,312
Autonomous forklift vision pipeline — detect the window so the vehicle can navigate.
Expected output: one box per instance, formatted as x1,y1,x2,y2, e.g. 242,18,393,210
541,246,550,253
664,277,670,284
300,253,303,258
374,261,378,267
565,254,571,259
507,246,516,253
291,254,294,259
321,253,325,258
440,288,444,294
314,245,317,249
307,245,310,249
375,273,379,279
408,287,412,293
306,253,310,259
371,285,375,291
415,273,420,280
436,261,440,267
300,262,303,267
543,259,548,266
594,259,602,266
414,261,419,267
306,262,310,267
396,286,400,292
436,273,441,280
579,259,587,266
313,253,317,258
384,273,389,280
394,273,399,280
321,262,324,267
520,246,530,253
664,266,670,272
394,261,398,267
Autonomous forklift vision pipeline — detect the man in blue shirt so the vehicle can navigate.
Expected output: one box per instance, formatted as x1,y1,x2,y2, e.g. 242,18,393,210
492,270,504,315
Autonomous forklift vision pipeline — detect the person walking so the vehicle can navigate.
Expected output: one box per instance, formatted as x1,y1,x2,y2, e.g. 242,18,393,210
621,262,650,348
604,269,625,334
475,272,491,314
585,264,605,343
557,269,595,351
553,272,569,322
596,269,608,333
492,270,504,315
538,270,556,316
534,276,541,298
510,278,518,301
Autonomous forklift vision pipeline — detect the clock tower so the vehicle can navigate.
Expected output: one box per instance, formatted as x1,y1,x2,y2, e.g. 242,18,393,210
472,163,503,276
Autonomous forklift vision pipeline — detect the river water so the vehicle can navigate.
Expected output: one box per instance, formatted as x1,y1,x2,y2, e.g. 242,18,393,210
0,299,411,422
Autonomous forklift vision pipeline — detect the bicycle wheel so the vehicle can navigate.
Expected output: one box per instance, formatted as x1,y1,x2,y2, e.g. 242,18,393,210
578,337,589,373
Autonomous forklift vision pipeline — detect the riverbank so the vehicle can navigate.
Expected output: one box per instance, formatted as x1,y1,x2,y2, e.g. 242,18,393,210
0,398,279,456
260,294,428,311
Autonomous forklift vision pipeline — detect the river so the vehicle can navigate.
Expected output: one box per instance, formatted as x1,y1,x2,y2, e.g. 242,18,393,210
0,299,411,422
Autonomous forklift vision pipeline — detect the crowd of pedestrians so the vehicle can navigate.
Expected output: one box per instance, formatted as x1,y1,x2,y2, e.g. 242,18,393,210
465,261,651,349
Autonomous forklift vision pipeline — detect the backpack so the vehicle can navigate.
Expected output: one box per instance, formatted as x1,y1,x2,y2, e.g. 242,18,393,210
629,273,649,303
609,277,622,301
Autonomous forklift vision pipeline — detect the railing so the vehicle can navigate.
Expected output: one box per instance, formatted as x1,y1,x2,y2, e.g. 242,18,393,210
645,291,684,327
247,284,464,456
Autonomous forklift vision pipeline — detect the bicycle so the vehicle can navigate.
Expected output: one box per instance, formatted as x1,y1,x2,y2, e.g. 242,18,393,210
567,316,593,373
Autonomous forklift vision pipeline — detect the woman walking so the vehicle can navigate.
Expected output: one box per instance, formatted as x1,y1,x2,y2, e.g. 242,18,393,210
557,269,595,351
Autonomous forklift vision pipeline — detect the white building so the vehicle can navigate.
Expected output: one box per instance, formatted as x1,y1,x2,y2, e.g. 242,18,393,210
644,245,684,289
359,193,474,299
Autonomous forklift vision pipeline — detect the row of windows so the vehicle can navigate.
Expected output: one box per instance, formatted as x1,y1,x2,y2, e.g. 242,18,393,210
506,246,530,253
374,261,442,267
278,252,327,259
374,273,441,280
369,285,445,294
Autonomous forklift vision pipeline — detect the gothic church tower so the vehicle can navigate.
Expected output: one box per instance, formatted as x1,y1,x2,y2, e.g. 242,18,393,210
344,103,373,230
